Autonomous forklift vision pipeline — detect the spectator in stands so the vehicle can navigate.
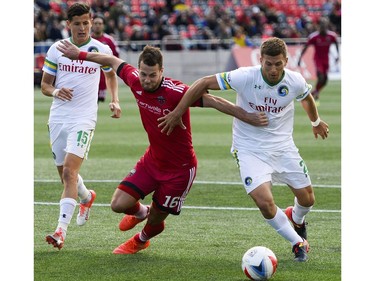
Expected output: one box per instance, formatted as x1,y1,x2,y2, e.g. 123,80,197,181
174,10,194,27
149,23,169,41
322,0,334,17
192,26,219,50
33,0,341,51
204,6,221,32
232,26,254,48
215,17,235,49
329,0,341,35
104,18,118,37
246,18,262,38
34,21,48,43
130,25,149,51
273,23,299,40
297,17,339,103
48,18,64,42
91,14,121,102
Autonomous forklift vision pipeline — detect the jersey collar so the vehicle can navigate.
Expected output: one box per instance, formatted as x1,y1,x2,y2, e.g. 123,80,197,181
261,68,285,86
70,37,92,48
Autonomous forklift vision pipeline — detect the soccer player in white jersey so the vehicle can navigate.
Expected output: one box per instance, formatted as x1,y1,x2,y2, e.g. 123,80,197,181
41,2,122,250
158,37,330,262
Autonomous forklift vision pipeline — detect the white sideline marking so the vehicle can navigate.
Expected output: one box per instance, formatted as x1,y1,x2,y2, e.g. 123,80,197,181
33,202,341,213
34,179,341,188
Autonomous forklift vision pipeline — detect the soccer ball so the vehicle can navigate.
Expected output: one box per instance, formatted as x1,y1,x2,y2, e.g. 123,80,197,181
241,246,278,280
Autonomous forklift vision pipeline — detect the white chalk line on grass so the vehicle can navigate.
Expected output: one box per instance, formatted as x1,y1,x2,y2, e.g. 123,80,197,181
34,179,341,189
34,202,341,213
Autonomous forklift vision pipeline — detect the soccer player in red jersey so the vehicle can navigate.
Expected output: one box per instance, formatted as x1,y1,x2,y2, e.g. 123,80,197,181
57,40,268,254
298,17,340,103
91,14,120,102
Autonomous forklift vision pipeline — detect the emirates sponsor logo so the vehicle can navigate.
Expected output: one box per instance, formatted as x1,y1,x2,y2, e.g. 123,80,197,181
58,60,97,74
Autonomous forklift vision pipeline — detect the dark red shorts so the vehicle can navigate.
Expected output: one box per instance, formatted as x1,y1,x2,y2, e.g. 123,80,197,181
315,59,329,75
117,155,197,215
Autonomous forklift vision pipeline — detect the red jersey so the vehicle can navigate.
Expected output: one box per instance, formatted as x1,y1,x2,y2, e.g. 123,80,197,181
91,33,120,91
117,63,202,171
306,31,338,62
92,33,120,57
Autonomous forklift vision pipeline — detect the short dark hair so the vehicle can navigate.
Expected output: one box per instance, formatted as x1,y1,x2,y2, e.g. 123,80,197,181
138,45,163,69
93,14,105,24
260,37,287,58
67,2,91,21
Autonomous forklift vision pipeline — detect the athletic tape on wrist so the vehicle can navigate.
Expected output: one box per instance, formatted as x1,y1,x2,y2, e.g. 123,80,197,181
311,117,321,127
52,89,60,97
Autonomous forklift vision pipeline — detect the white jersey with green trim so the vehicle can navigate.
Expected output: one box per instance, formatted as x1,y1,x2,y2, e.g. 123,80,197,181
216,65,312,152
42,37,113,124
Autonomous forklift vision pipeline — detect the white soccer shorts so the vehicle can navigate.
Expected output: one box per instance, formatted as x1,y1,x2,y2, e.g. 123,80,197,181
48,122,95,166
231,148,312,194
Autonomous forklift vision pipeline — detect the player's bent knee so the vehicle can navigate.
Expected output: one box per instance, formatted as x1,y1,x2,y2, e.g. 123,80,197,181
110,203,121,213
110,197,125,213
297,194,315,207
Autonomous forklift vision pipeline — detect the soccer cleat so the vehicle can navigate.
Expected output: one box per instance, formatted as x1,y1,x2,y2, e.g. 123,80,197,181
112,235,150,254
285,206,307,240
292,239,310,262
46,228,65,250
77,190,97,226
118,206,149,231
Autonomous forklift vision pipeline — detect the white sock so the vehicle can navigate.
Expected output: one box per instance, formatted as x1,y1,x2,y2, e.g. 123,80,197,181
292,197,312,225
266,206,303,246
57,197,77,238
134,204,148,219
77,174,90,203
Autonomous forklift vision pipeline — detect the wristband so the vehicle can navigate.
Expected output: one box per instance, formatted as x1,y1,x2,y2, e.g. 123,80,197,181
78,51,88,60
311,117,320,127
51,89,60,97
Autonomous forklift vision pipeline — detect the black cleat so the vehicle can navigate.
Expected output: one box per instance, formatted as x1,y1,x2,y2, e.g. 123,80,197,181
285,206,308,240
292,240,309,262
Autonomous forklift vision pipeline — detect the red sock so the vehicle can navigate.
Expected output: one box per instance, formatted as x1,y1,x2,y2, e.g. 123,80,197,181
125,202,140,215
138,222,165,242
134,233,143,243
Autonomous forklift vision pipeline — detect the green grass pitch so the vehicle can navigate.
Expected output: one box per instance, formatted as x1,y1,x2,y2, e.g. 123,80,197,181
34,80,341,281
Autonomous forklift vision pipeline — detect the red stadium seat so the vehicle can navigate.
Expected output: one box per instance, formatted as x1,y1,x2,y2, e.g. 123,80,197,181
34,53,45,86
35,54,45,71
208,0,216,7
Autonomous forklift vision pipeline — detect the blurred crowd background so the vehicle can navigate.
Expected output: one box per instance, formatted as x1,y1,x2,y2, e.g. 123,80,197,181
34,0,341,51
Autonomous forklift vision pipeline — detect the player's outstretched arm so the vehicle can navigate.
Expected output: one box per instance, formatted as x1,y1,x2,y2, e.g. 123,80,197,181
158,75,219,135
57,40,124,72
202,94,268,126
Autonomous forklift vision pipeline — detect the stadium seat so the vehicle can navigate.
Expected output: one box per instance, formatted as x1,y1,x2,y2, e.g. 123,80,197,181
35,54,45,71
34,54,45,86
